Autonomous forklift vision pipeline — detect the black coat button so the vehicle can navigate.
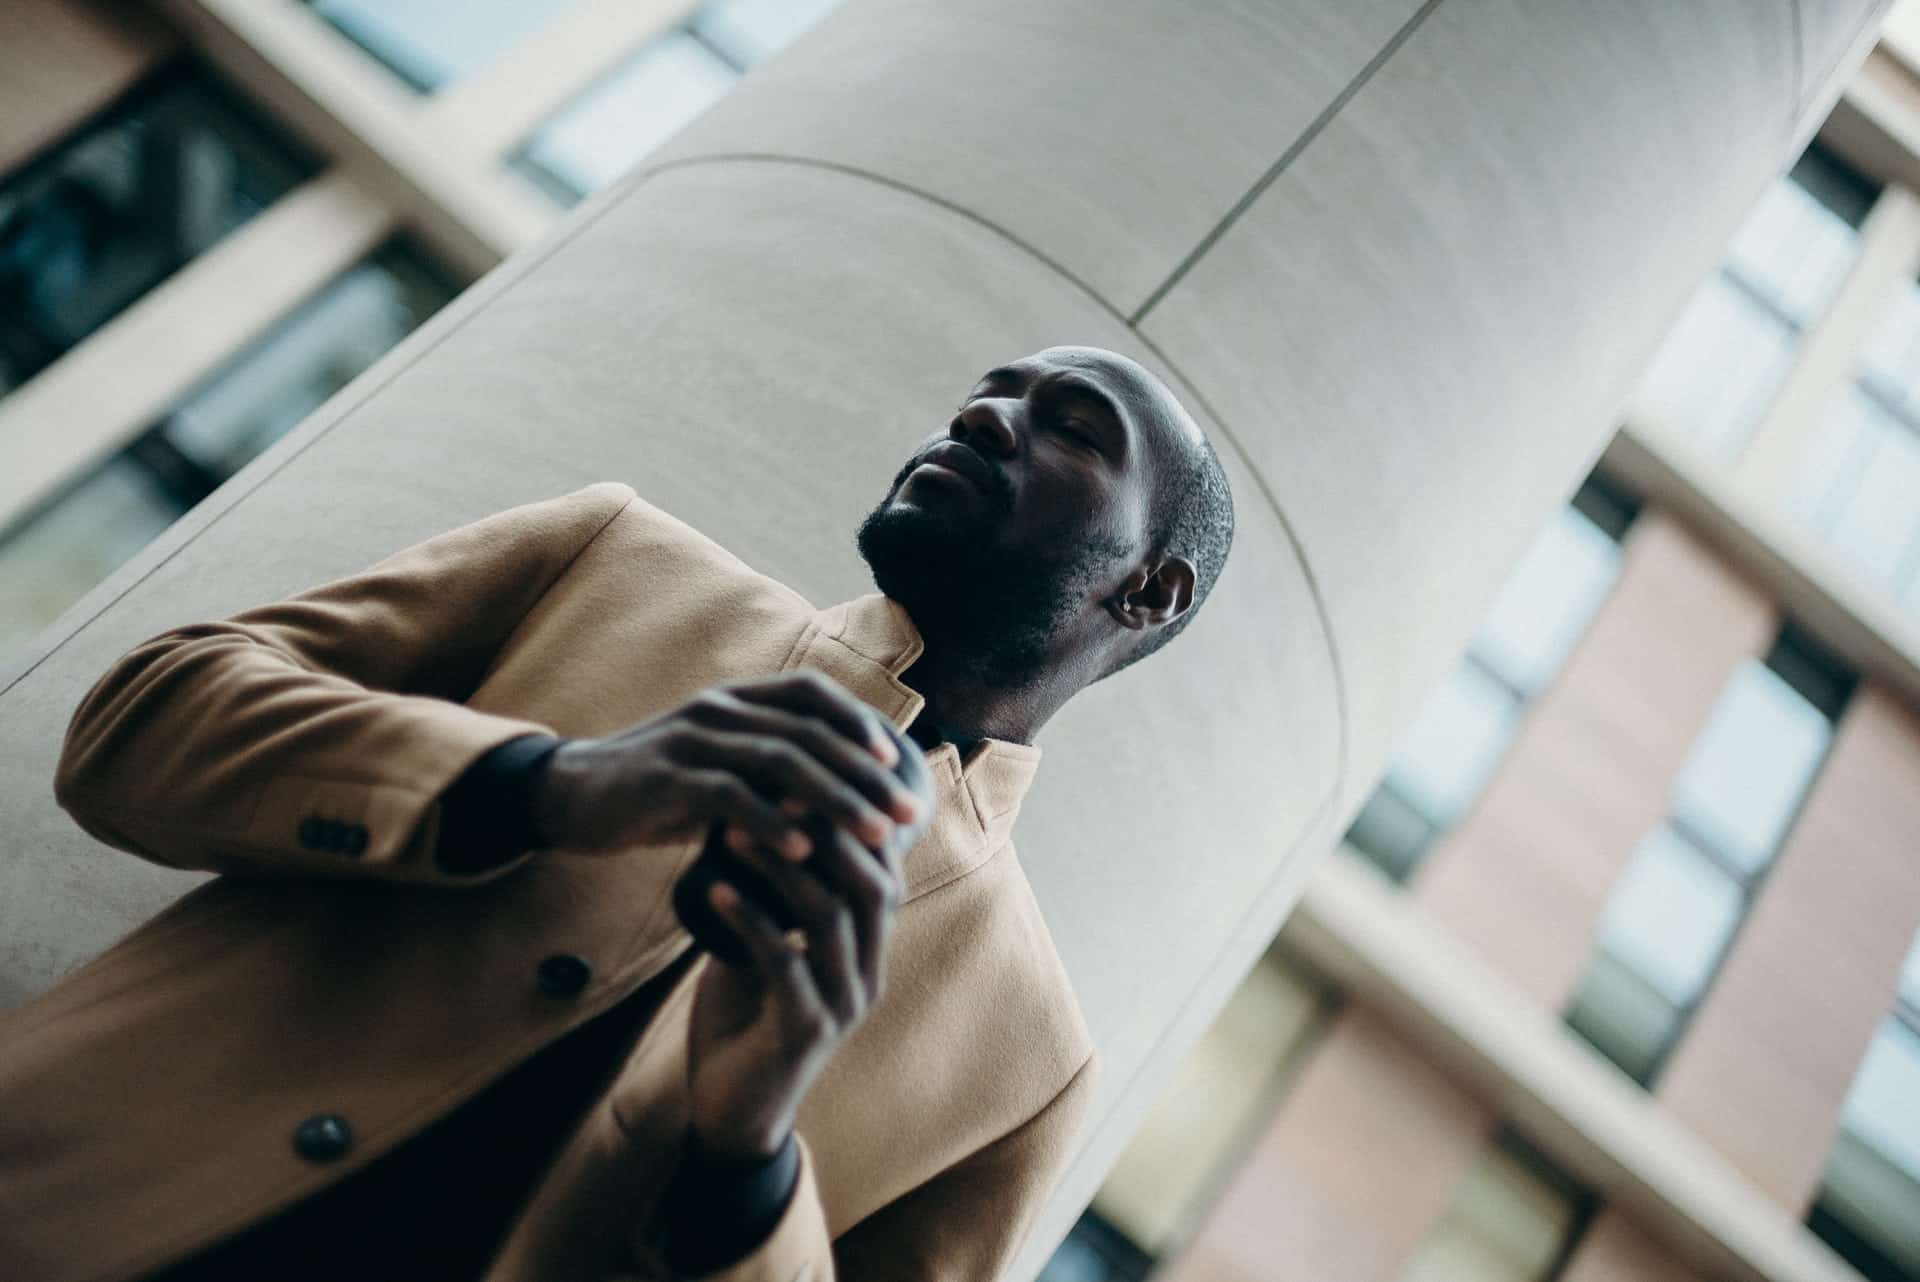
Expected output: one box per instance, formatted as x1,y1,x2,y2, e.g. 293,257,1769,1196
292,1113,352,1162
297,817,326,849
536,953,591,997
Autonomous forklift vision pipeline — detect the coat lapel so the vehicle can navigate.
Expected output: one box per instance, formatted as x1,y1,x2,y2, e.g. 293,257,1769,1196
806,595,1042,897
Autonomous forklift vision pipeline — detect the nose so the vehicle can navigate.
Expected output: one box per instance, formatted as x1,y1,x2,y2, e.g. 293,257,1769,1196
950,398,1018,458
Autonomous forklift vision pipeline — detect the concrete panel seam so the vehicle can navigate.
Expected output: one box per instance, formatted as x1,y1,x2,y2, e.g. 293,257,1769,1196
1125,325,1353,813
5,146,1352,864
1126,0,1446,327
638,149,1354,810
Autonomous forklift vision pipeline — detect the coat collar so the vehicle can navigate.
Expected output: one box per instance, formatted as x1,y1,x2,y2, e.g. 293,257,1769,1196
808,594,1042,890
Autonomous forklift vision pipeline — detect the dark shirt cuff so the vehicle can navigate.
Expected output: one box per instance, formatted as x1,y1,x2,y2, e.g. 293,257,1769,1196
433,733,565,875
658,1130,801,1275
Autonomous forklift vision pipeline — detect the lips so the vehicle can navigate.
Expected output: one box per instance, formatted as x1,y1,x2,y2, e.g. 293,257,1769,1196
912,441,995,494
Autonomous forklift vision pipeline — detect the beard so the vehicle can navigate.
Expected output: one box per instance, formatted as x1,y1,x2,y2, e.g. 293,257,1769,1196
856,486,1120,690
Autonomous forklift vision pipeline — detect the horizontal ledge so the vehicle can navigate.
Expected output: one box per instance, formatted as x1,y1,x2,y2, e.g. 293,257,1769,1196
1283,854,1860,1282
0,169,394,530
1604,424,1920,715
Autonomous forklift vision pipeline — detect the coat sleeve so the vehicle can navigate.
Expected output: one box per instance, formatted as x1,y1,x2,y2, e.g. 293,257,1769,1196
51,481,638,886
627,1052,1098,1282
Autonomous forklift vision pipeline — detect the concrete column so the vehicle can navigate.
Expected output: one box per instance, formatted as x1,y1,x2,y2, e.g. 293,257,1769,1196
0,1,1892,1272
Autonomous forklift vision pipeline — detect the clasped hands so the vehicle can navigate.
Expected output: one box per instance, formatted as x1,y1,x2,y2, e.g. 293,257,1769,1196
530,671,936,1163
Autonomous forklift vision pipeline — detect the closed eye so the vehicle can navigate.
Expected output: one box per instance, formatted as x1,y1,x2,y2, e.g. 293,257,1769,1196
1058,415,1103,451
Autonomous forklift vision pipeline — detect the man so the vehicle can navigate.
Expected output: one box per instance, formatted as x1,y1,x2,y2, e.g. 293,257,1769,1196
0,346,1234,1281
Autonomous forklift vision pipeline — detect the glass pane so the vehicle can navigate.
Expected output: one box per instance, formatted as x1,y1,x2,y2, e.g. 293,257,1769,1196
1900,933,1920,1013
1037,1212,1154,1282
1385,661,1522,827
1723,168,1865,324
1596,827,1744,1007
1841,1021,1920,1183
304,0,565,92
1472,504,1622,695
1787,383,1883,535
161,245,454,476
1091,956,1329,1252
1344,782,1438,883
1631,271,1797,459
512,32,739,204
1858,275,1920,421
1565,948,1683,1084
1812,1129,1920,1279
0,67,315,397
0,458,185,660
0,242,455,664
1822,409,1920,597
1671,660,1832,874
1817,1019,1920,1279
1397,1138,1582,1282
689,0,846,67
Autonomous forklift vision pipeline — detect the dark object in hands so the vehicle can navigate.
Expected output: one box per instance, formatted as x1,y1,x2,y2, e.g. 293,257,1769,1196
673,720,931,967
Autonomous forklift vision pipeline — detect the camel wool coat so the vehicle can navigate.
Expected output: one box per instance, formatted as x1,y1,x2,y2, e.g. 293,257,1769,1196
0,481,1096,1282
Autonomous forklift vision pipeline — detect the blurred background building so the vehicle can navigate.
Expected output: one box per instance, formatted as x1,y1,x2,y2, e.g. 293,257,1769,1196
0,4,1916,1282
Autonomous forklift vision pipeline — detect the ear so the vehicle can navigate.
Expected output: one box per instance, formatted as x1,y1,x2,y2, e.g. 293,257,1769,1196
1107,556,1197,632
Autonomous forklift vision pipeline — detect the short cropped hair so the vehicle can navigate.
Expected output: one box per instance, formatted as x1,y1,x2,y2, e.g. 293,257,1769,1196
1104,431,1234,680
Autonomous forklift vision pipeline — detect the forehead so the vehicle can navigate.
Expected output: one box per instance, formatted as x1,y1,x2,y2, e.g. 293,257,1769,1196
981,347,1201,457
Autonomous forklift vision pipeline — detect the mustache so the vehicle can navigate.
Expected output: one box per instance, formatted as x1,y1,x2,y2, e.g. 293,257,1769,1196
891,443,1014,511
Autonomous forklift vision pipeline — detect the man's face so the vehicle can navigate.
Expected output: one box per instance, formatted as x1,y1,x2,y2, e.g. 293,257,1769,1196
856,346,1168,687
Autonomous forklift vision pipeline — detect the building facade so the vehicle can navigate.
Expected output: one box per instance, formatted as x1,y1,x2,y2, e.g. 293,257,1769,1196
1046,24,1920,1282
0,0,847,665
2,5,1915,1282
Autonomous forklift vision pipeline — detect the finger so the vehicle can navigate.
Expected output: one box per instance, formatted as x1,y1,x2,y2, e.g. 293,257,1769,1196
684,769,812,858
709,880,834,1035
686,694,922,825
731,847,865,1025
732,671,899,768
804,825,901,999
686,730,894,850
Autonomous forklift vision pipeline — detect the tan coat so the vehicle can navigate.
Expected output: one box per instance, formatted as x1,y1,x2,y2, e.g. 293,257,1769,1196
0,482,1095,1282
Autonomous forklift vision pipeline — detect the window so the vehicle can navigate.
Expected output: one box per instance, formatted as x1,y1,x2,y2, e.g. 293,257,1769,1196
1808,933,1920,1282
1786,274,1920,609
511,0,846,204
1037,1211,1155,1282
1632,142,1877,459
0,63,317,398
1039,950,1339,1278
1344,474,1638,881
1396,1133,1593,1282
0,241,457,660
1564,626,1851,1085
302,0,568,92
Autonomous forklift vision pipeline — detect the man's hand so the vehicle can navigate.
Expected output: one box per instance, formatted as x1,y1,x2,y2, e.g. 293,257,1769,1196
531,671,925,858
682,756,929,1159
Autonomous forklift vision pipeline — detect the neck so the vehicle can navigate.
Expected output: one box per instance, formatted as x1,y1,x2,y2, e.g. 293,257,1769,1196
897,643,1077,748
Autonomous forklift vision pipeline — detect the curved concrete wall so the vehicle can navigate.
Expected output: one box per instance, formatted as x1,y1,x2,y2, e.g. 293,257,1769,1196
0,1,1889,1274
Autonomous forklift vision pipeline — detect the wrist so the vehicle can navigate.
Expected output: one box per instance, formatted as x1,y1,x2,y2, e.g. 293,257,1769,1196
434,733,566,874
688,1112,791,1166
657,1128,800,1274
